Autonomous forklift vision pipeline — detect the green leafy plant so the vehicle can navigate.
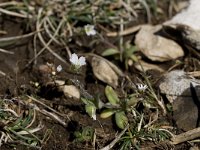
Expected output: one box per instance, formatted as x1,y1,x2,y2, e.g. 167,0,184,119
0,97,52,148
119,126,171,150
102,41,138,69
0,107,43,148
100,86,132,129
81,97,101,121
74,126,95,143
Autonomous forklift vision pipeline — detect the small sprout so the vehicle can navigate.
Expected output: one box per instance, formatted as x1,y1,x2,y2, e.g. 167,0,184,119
74,127,94,143
137,84,148,92
84,24,96,36
70,53,86,70
56,65,62,72
105,86,120,105
85,104,96,120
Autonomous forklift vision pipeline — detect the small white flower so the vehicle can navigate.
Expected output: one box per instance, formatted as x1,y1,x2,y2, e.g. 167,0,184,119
84,24,96,36
69,53,86,67
56,65,62,72
137,84,148,92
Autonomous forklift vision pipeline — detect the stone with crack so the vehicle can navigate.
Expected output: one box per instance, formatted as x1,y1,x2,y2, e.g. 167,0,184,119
158,70,200,131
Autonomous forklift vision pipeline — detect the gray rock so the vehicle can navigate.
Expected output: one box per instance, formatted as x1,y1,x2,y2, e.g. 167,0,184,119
158,70,200,131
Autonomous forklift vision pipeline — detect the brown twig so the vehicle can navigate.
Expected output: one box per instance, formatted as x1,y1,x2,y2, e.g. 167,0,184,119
171,127,200,145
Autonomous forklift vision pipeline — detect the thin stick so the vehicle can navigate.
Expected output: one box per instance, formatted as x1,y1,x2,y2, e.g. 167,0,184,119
171,127,200,145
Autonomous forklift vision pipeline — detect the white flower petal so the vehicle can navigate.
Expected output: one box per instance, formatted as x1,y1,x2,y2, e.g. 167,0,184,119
89,29,96,35
137,84,148,91
56,65,62,72
69,53,86,69
70,53,79,65
84,24,96,36
79,56,86,66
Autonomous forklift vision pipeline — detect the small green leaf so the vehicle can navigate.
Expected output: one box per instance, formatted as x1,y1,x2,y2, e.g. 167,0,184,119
115,111,128,129
100,109,115,118
81,97,93,105
74,131,82,138
85,104,96,120
129,54,138,62
105,86,120,105
127,97,139,107
123,45,137,58
101,48,119,56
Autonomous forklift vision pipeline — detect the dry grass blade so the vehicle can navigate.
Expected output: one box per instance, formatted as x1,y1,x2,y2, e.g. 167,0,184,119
0,8,32,18
27,96,68,118
139,0,151,23
0,70,6,76
17,123,43,135
37,26,67,64
0,31,37,43
0,48,14,54
0,98,43,148
0,108,19,117
120,0,138,18
38,109,67,127
44,19,62,45
45,17,72,58
27,9,68,66
0,1,23,7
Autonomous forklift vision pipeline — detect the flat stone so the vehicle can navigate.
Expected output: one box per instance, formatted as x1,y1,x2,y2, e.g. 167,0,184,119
135,25,184,62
